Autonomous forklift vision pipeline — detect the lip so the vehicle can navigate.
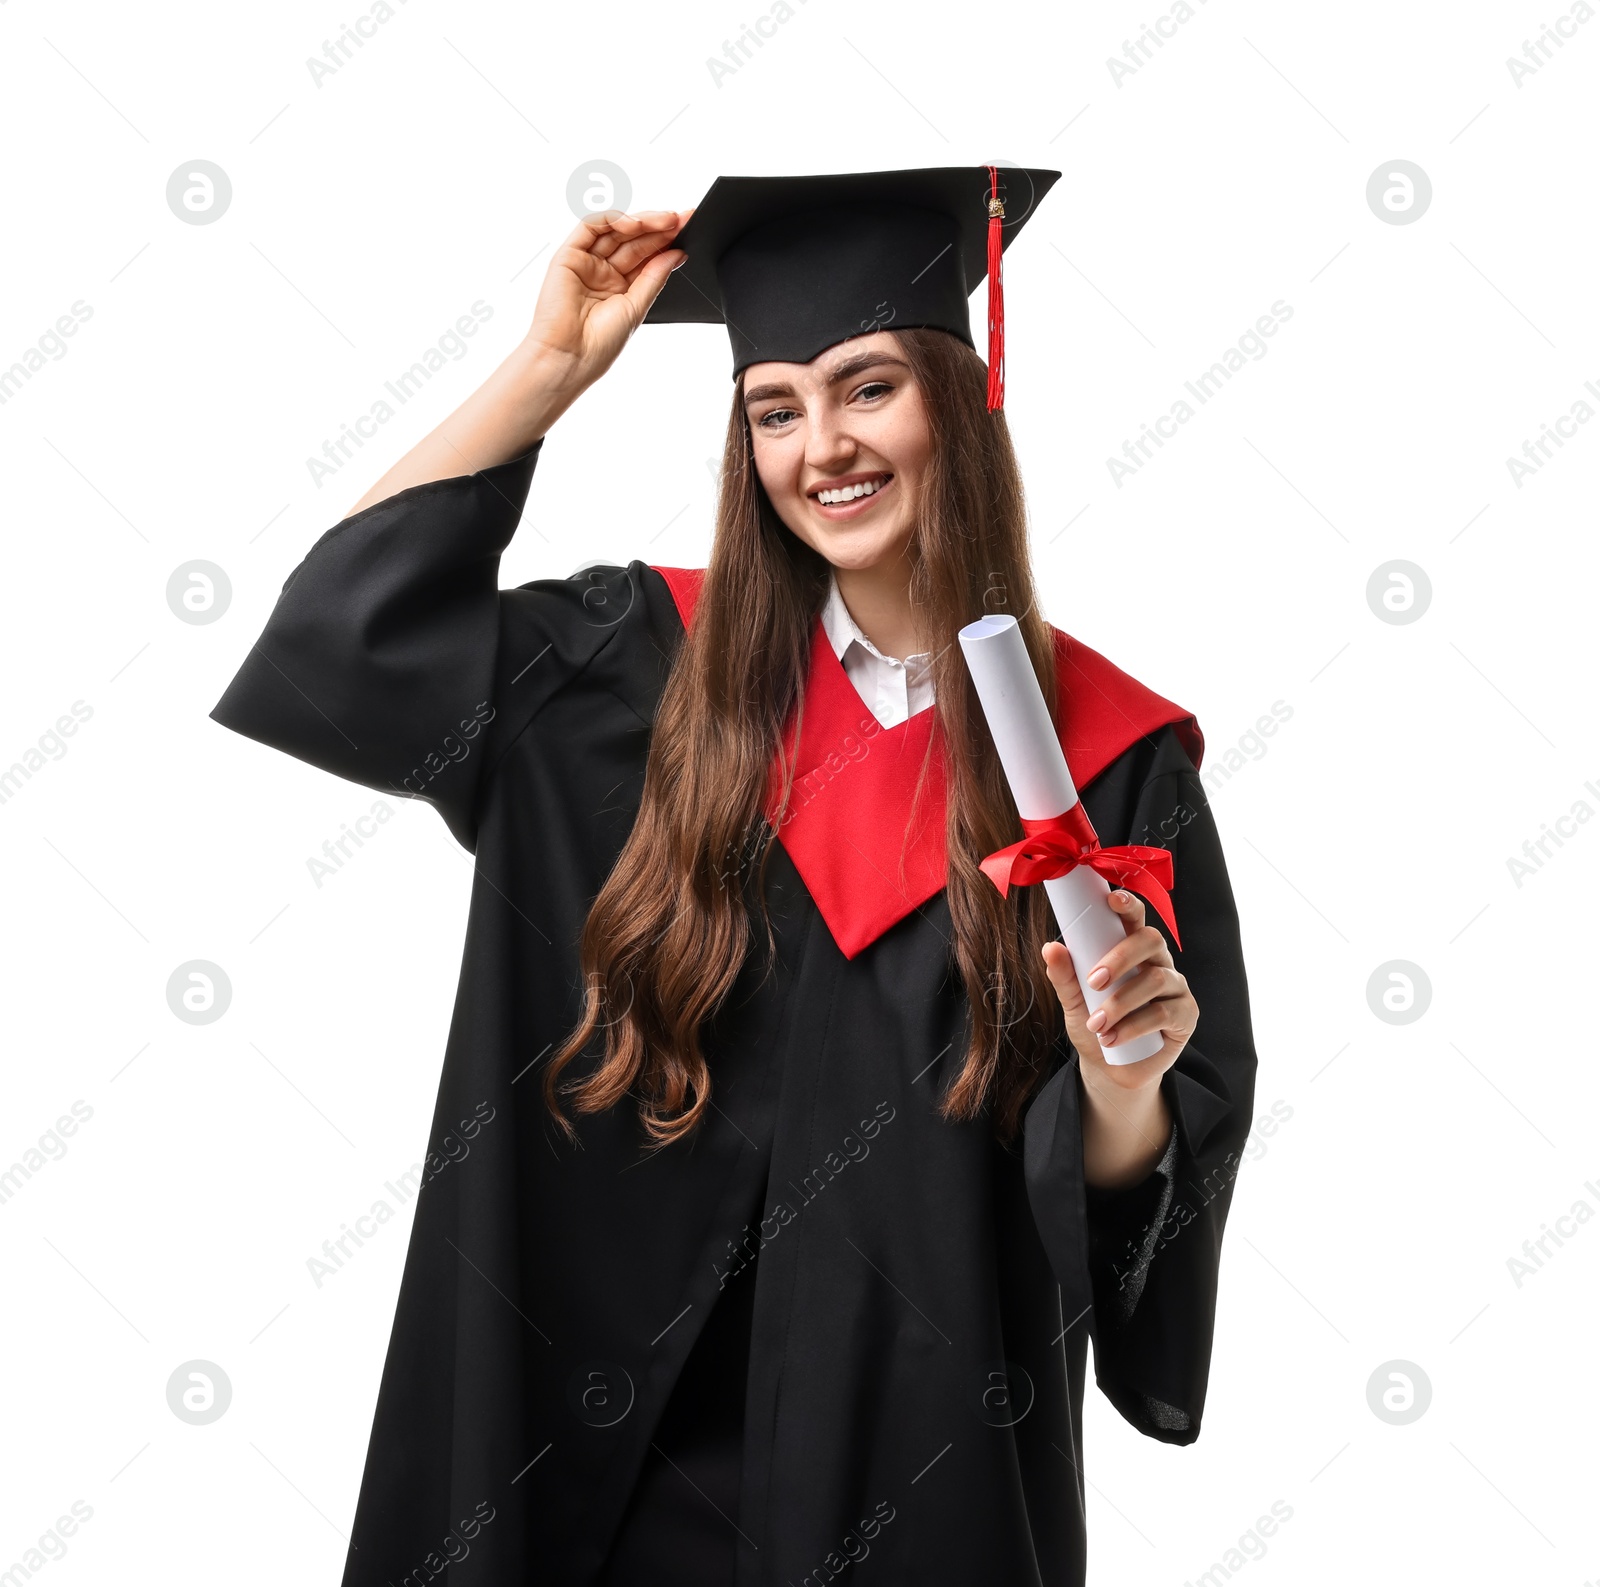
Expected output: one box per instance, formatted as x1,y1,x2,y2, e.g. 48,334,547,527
807,471,894,519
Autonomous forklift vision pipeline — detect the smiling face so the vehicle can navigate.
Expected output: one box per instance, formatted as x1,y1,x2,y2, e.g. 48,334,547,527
740,330,932,576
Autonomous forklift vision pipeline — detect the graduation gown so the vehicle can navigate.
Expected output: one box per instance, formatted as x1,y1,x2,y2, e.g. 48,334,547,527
210,440,1258,1587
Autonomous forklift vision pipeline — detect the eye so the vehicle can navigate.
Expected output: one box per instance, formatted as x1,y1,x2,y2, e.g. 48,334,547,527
756,407,798,430
854,381,893,402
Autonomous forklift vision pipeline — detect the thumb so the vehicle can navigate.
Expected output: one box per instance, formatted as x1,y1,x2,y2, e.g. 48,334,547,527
1042,941,1094,1053
623,248,686,323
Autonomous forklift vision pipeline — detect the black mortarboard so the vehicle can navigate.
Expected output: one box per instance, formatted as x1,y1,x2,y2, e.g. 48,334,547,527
643,164,1060,410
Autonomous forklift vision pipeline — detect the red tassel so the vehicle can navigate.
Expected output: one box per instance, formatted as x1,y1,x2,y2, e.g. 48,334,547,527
985,163,1005,411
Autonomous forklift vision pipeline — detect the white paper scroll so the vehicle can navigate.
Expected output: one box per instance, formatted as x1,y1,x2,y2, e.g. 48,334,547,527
958,615,1163,1066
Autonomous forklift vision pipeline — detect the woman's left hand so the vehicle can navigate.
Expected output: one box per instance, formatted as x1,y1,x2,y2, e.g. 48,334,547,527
1042,890,1197,1095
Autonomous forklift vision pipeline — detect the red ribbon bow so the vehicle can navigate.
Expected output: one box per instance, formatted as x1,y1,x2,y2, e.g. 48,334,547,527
979,803,1182,949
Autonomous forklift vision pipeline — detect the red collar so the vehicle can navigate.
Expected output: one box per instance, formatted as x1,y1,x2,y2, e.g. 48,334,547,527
651,567,1204,960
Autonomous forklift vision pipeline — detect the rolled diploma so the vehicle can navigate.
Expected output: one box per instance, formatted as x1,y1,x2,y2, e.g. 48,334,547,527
958,615,1162,1066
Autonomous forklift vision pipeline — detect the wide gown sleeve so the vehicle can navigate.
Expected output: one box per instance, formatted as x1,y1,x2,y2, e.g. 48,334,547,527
1023,725,1258,1445
210,441,638,851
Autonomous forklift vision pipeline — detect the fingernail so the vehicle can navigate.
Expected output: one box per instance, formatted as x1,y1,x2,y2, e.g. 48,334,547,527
1101,1027,1117,1045
1087,1009,1106,1032
1114,891,1131,906
1088,966,1109,989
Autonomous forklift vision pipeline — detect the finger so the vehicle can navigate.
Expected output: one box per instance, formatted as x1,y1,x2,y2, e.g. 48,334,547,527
589,209,686,261
1043,941,1104,1066
1041,940,1086,1017
1085,921,1170,993
605,224,692,278
560,243,632,299
1083,891,1144,985
1081,959,1184,1036
559,210,629,257
620,246,688,321
563,215,685,291
1084,965,1185,1035
560,209,679,261
1098,993,1194,1051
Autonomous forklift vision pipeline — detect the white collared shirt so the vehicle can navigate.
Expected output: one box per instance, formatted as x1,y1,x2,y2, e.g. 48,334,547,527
820,572,936,729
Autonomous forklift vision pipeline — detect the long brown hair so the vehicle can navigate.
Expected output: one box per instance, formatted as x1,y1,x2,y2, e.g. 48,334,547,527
544,327,1061,1147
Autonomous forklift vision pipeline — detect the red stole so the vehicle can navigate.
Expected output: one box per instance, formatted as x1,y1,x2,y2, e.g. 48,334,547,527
651,567,1204,960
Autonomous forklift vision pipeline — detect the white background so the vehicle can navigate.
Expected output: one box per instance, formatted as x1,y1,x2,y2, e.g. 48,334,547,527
1,0,1596,1582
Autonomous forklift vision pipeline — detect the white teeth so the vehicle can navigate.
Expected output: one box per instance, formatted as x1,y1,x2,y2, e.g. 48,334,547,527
816,476,887,505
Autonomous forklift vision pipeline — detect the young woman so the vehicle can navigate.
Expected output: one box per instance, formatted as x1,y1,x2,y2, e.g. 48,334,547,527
213,168,1257,1587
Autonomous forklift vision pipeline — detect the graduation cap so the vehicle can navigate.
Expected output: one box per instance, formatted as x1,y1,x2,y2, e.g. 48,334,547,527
643,164,1061,410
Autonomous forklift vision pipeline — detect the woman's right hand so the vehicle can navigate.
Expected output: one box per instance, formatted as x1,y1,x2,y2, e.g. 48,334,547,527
341,207,691,519
525,209,691,393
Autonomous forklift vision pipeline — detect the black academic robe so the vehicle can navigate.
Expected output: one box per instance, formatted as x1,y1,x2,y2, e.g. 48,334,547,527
210,441,1258,1587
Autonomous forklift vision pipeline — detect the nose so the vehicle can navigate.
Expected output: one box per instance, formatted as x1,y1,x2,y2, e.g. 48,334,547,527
802,404,857,474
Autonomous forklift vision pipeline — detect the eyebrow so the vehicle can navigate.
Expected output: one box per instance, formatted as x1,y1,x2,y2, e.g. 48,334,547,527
742,351,911,407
